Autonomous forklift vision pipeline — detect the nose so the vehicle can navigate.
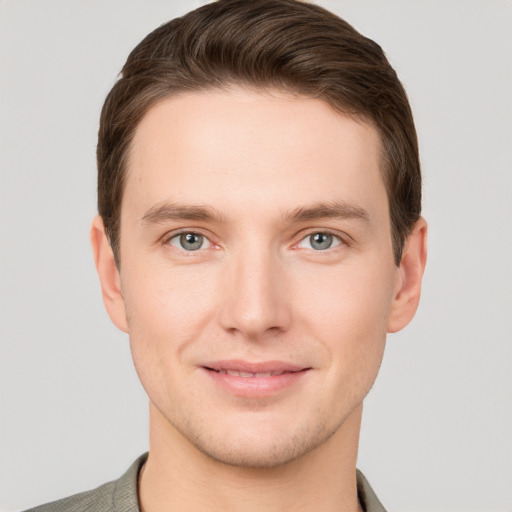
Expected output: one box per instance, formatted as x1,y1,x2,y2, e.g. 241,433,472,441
218,246,292,340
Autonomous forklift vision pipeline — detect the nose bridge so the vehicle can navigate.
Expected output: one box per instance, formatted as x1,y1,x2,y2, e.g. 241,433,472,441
219,239,290,338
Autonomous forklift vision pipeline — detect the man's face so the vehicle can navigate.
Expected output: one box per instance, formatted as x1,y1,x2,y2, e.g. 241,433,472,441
116,88,401,467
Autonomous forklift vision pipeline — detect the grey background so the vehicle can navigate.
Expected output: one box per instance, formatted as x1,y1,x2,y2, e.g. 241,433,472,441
1,0,511,511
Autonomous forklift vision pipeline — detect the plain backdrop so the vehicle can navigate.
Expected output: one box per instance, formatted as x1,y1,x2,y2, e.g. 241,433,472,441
1,1,511,511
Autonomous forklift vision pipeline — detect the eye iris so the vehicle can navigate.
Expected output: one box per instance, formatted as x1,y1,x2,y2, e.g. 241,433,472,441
180,233,203,251
310,232,333,250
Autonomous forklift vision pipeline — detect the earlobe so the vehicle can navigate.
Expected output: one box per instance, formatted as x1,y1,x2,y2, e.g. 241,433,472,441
90,216,129,333
387,217,428,333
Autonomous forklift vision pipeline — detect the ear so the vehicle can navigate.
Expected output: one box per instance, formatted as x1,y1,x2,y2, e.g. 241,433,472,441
90,216,129,333
387,217,428,333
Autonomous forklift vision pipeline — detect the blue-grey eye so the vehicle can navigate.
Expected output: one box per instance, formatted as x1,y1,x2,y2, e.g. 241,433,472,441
298,232,342,250
169,232,210,251
310,233,333,250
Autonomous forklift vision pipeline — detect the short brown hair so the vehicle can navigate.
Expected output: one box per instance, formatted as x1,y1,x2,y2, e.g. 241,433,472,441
97,0,421,265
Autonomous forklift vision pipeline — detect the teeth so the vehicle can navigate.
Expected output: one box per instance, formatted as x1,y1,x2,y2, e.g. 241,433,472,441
217,369,281,377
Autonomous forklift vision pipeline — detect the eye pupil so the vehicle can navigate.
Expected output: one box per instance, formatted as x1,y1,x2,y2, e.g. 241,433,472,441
310,232,333,250
180,232,203,251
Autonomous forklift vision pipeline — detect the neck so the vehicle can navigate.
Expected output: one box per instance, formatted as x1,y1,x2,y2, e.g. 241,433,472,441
139,403,364,512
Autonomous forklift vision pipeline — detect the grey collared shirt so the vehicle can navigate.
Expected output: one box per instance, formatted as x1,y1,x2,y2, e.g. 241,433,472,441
24,453,386,512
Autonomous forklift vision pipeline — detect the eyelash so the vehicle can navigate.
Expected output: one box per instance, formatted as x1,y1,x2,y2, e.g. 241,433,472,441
293,230,347,252
162,229,348,253
163,230,214,252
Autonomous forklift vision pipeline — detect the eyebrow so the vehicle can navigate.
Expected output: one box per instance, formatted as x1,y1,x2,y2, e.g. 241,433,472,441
140,200,370,226
282,201,370,224
140,203,224,225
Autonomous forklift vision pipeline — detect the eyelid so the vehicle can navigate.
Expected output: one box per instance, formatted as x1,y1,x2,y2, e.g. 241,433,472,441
293,229,349,250
161,228,217,249
159,227,350,251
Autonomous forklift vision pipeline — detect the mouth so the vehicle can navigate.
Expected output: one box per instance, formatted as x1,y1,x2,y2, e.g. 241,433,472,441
200,360,312,397
206,368,297,377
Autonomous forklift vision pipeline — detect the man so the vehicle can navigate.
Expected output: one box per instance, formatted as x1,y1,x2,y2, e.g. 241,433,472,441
26,0,427,510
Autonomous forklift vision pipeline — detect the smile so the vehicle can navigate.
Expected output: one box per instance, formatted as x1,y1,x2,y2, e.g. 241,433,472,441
201,361,311,398
208,369,298,378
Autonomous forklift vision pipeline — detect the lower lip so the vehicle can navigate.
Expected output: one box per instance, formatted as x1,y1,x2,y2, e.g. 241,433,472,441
202,368,310,398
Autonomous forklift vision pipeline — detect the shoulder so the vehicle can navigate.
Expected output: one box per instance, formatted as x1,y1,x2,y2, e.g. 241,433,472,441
22,454,147,512
356,469,387,512
23,480,117,512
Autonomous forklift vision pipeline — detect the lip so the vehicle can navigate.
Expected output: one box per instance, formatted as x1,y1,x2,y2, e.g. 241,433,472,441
200,360,312,398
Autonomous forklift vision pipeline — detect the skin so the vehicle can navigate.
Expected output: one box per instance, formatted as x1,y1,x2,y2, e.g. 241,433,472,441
91,88,427,512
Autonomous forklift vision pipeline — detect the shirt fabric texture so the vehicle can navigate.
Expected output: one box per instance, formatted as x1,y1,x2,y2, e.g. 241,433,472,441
23,453,387,512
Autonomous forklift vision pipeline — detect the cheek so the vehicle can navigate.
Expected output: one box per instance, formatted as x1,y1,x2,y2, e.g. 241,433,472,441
296,259,396,331
120,261,221,384
122,271,206,407
122,260,217,330
294,260,394,375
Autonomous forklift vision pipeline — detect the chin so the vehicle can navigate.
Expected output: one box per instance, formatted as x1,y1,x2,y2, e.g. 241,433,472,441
179,415,338,469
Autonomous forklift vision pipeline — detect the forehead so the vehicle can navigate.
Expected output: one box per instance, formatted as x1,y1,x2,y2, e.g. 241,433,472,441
124,88,386,222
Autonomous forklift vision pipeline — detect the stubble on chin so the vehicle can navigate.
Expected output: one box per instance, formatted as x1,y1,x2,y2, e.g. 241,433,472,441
172,408,343,470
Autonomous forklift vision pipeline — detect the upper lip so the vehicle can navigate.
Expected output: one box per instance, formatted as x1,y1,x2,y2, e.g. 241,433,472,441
202,360,309,375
